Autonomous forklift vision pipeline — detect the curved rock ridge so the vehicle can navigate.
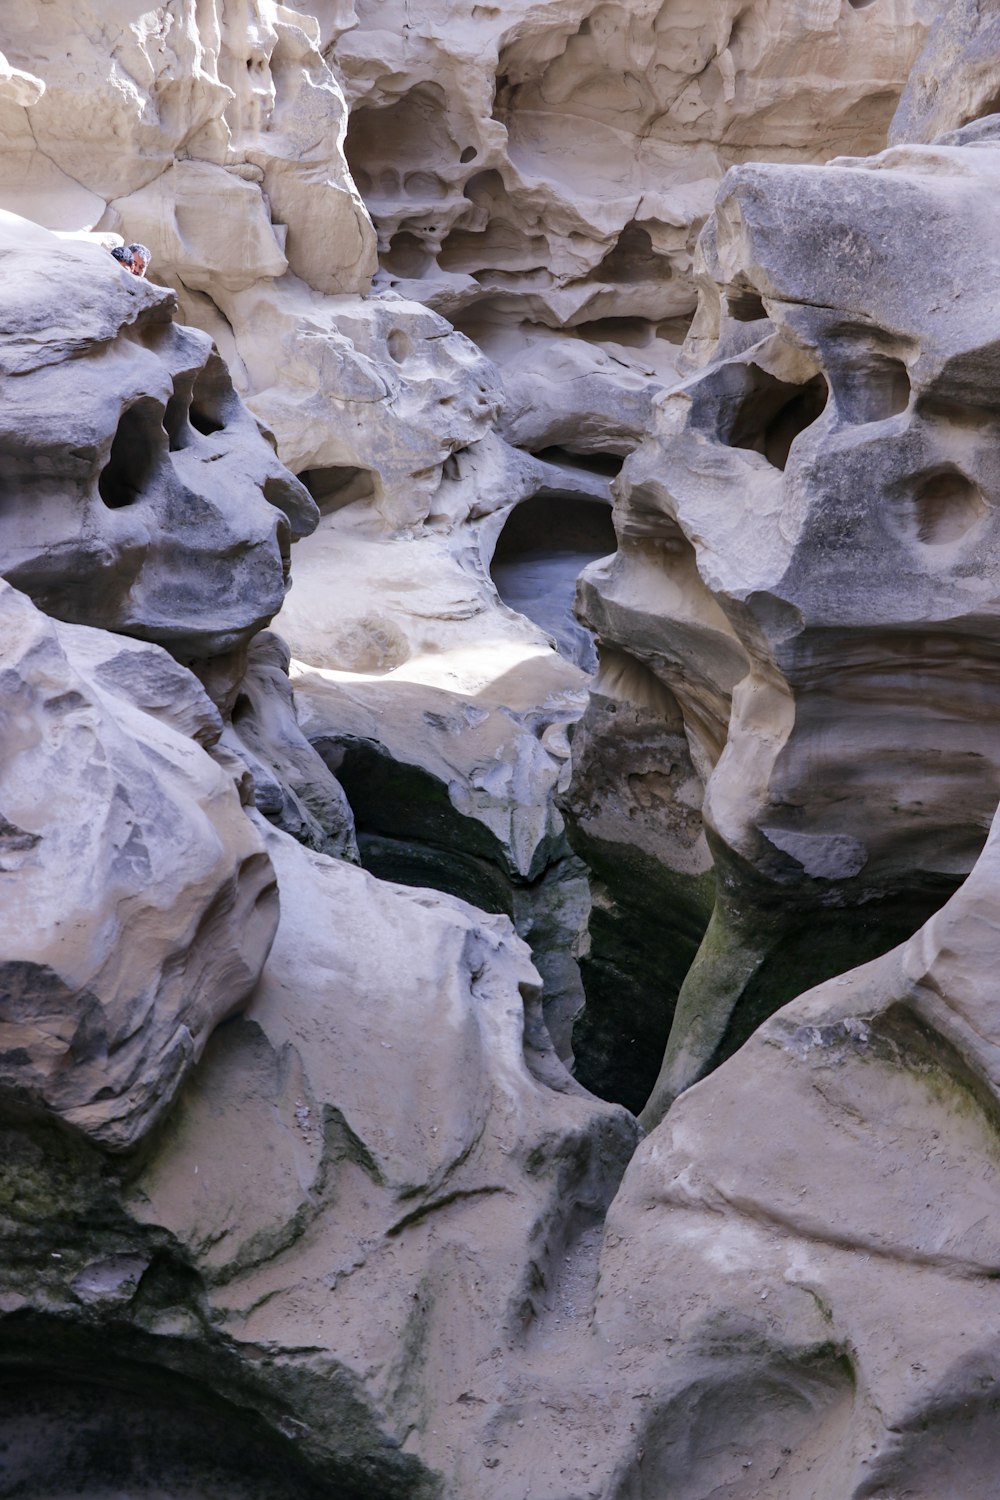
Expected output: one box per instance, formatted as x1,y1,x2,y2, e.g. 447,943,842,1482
0,580,278,1152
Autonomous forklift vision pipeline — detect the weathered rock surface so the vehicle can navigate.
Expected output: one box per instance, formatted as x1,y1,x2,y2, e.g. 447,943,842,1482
9,1,1000,1496
0,2,374,288
890,0,1000,146
338,0,934,505
0,581,277,1152
573,125,1000,1125
592,794,1000,1497
0,822,637,1496
0,212,317,661
340,0,929,331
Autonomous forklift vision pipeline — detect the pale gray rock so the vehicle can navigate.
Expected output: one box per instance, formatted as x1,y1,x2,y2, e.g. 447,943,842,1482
0,582,277,1152
222,631,360,862
122,827,636,1491
237,288,504,530
337,0,936,483
592,794,1000,1497
340,0,931,336
890,0,1000,145
0,2,375,293
0,213,317,660
574,131,1000,1124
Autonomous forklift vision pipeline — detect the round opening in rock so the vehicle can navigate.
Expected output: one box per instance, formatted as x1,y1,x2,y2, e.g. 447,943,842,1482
490,493,617,671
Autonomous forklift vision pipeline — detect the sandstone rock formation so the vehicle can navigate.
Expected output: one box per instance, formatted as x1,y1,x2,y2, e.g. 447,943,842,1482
593,791,1000,1497
9,0,1000,1496
0,212,317,661
338,0,933,479
0,580,276,1152
581,127,1000,1127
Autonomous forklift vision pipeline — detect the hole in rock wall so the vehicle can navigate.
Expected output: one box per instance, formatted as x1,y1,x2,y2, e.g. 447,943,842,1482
586,223,670,286
534,446,625,479
163,374,195,451
490,493,617,672
727,290,767,322
439,214,549,276
386,328,412,363
889,466,987,547
383,231,433,279
297,466,376,515
188,355,237,438
575,314,693,348
344,81,452,186
725,368,829,471
833,347,910,424
190,405,224,437
97,398,164,509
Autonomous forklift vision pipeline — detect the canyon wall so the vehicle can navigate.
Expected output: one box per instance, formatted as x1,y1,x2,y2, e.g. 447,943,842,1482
5,1,1000,1496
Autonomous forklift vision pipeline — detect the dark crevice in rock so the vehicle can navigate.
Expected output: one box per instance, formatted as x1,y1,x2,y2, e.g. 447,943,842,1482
98,398,164,509
725,368,829,471
297,465,377,515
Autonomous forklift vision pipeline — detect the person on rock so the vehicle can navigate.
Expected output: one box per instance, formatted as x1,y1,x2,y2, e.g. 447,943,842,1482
109,244,134,271
127,242,152,278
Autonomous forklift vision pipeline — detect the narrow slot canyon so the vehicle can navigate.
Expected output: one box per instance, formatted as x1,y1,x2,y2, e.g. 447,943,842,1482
2,1,1000,1496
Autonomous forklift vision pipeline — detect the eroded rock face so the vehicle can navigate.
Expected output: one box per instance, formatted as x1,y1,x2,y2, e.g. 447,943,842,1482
0,1,375,292
573,128,1000,1124
0,213,317,660
592,796,1000,1498
0,3,503,538
7,2,1000,1496
0,582,278,1152
340,0,928,329
0,823,637,1496
336,0,932,481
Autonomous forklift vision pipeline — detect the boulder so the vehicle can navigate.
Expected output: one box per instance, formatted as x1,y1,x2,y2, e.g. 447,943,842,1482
0,212,317,661
0,582,277,1151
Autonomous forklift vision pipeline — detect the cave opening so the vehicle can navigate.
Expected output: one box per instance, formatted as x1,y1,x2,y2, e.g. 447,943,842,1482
490,492,617,671
97,398,163,509
725,368,829,470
